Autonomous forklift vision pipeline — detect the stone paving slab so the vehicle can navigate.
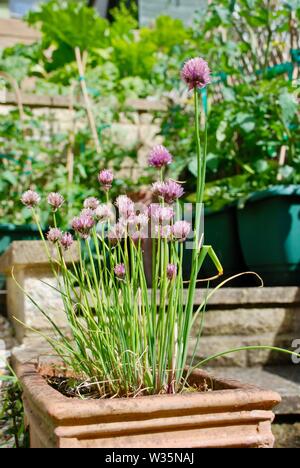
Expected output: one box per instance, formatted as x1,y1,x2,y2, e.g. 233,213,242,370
207,366,300,415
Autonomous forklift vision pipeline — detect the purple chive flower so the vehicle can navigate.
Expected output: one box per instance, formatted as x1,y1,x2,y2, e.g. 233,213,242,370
127,213,149,227
131,230,147,243
181,57,211,90
47,192,64,211
98,169,114,191
135,213,149,226
172,220,191,241
83,197,99,210
114,263,126,279
80,208,95,218
148,145,172,169
152,179,184,204
47,227,62,243
167,264,177,280
126,214,149,239
94,204,113,222
71,214,95,239
115,195,135,219
126,214,137,227
151,181,164,198
149,204,174,224
60,232,74,250
155,225,172,240
21,190,40,208
108,222,125,245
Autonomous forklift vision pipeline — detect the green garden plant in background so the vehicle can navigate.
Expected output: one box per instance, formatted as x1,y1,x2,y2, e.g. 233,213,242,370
160,0,300,210
1,1,194,227
161,76,300,211
0,0,299,223
0,363,28,449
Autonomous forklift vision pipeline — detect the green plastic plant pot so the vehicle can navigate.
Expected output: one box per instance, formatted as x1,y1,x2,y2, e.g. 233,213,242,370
237,185,300,286
182,205,246,284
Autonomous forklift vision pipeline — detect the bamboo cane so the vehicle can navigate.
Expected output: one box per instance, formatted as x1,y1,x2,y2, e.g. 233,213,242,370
277,145,287,181
66,81,76,184
74,47,101,154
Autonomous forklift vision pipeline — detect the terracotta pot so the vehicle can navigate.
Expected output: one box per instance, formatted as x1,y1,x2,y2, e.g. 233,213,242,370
15,360,281,449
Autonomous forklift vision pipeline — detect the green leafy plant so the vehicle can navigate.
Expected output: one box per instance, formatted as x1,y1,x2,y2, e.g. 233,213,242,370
0,363,28,449
161,77,300,210
160,0,300,210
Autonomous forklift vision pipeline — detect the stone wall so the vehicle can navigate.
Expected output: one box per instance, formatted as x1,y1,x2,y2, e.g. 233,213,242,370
0,240,79,342
0,98,162,183
189,287,300,367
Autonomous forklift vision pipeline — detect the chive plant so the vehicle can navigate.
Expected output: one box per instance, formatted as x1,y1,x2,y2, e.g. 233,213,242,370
19,58,300,398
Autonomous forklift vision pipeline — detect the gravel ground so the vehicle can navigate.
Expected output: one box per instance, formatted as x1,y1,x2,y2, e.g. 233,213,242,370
273,423,300,448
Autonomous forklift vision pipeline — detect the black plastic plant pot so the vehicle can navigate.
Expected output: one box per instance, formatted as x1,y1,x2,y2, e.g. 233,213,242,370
237,185,300,287
182,205,247,286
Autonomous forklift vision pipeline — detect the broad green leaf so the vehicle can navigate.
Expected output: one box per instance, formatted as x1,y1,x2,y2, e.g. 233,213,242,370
240,120,255,132
278,90,298,126
235,112,251,125
254,159,269,173
278,165,294,179
2,170,17,185
206,153,220,172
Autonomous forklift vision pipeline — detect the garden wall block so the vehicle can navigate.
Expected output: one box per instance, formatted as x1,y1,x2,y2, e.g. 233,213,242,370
197,308,300,336
189,333,297,368
109,121,162,182
189,287,300,367
192,287,300,306
0,241,79,343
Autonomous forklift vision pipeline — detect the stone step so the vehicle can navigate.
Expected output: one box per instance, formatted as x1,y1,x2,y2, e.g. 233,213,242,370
189,333,299,367
207,366,300,415
202,287,300,307
199,307,300,336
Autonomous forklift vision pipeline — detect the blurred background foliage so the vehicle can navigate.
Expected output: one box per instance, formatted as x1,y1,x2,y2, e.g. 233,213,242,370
0,0,299,224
